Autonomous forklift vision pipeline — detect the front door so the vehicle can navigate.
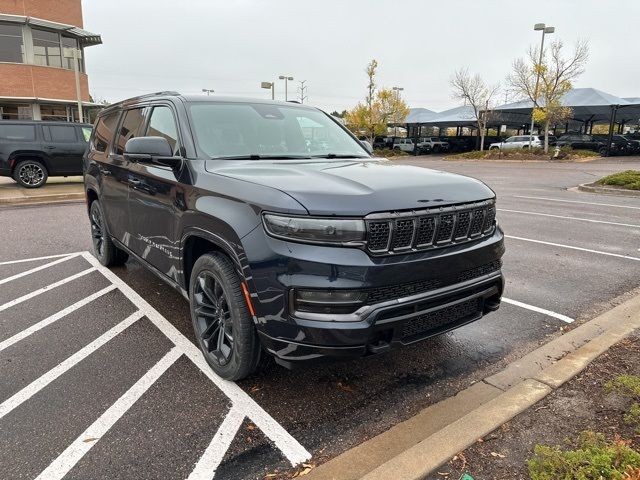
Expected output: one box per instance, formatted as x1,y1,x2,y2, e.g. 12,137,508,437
127,104,184,280
42,124,85,174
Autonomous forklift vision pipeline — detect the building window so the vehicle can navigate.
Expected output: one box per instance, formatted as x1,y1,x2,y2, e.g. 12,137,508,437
40,104,69,121
32,28,84,72
0,23,25,63
0,103,32,120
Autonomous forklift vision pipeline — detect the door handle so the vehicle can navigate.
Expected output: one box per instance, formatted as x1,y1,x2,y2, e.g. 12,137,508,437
98,166,112,176
44,145,55,150
129,179,142,186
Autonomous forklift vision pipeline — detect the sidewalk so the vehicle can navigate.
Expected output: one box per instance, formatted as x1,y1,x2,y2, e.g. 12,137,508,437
303,289,640,480
0,177,84,205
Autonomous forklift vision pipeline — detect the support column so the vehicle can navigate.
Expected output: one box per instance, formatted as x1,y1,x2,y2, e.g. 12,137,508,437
607,105,619,156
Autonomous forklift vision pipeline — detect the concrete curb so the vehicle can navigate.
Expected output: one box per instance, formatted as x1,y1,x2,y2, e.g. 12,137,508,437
305,291,640,480
0,192,85,206
577,182,640,198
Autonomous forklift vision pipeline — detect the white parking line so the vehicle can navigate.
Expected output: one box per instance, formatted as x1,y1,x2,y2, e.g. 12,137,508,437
0,253,78,266
187,407,246,480
80,251,311,467
0,310,144,420
0,267,96,312
498,208,640,228
506,235,640,262
35,347,182,480
0,254,80,286
0,285,117,353
502,297,574,323
513,195,640,210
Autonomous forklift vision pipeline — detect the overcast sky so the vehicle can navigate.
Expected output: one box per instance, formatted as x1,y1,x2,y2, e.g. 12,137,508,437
83,0,640,113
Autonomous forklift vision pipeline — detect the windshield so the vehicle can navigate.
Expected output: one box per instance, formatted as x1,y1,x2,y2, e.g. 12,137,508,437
188,102,369,159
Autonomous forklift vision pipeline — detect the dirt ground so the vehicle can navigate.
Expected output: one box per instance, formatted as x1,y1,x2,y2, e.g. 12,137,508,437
428,334,640,480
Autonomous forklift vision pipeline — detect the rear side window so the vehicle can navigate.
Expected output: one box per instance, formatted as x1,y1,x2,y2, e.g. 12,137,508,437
146,106,179,154
0,124,36,141
81,127,92,142
44,125,77,142
94,112,120,153
115,108,146,155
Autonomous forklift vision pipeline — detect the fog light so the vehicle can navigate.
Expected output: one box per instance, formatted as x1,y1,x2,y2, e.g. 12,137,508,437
294,289,368,314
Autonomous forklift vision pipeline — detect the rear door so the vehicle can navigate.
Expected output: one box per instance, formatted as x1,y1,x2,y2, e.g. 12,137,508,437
126,104,183,278
42,124,84,174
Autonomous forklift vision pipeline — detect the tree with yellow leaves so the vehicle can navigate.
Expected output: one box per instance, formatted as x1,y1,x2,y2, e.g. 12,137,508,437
508,39,589,153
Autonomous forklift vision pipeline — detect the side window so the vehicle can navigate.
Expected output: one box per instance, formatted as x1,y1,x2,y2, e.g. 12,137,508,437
45,125,77,142
94,112,120,153
146,106,179,154
0,124,35,141
80,127,92,142
115,108,146,155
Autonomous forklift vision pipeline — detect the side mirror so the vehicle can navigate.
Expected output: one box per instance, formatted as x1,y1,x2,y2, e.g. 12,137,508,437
361,140,373,155
124,137,182,169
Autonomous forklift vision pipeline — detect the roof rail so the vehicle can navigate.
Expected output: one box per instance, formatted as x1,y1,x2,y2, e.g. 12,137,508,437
104,91,181,110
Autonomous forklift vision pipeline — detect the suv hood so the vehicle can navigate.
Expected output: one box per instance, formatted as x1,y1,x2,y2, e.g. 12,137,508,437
205,158,494,216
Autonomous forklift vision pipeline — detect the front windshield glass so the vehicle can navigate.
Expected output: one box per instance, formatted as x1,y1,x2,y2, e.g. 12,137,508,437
188,102,369,159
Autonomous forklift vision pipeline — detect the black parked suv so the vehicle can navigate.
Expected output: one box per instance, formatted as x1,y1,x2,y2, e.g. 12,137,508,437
0,120,92,187
555,134,620,156
84,92,505,380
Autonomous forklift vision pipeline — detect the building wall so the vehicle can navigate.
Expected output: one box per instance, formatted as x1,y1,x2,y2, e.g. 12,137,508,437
0,63,89,101
0,0,83,27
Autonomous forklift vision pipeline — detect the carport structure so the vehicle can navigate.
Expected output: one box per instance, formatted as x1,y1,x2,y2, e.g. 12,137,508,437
492,88,640,153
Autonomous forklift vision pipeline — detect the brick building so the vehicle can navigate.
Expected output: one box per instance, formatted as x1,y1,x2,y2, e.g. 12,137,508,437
0,0,101,122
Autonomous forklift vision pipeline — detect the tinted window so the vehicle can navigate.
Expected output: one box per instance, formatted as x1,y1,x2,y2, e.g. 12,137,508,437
46,125,77,142
94,112,120,153
0,124,36,141
146,106,179,154
115,108,146,155
0,22,24,63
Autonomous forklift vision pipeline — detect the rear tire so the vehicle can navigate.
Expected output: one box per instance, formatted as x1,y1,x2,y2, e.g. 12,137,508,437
598,147,608,157
89,200,129,267
189,253,261,381
14,160,48,188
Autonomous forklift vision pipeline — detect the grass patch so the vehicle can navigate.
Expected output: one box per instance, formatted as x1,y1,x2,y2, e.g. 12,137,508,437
448,146,599,161
374,148,408,158
606,375,640,433
528,431,640,480
596,171,640,191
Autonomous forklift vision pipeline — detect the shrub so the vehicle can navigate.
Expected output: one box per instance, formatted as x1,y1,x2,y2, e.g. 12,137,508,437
528,431,640,480
606,375,640,433
596,171,640,190
374,148,408,157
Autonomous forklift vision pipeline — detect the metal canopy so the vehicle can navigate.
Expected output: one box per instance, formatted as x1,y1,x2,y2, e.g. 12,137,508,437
0,14,102,47
492,88,640,125
404,107,438,124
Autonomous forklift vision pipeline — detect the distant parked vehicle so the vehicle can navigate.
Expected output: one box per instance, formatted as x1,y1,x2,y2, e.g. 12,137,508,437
373,136,394,150
489,135,555,150
0,120,92,188
555,134,619,156
393,138,415,153
612,135,638,155
418,137,450,153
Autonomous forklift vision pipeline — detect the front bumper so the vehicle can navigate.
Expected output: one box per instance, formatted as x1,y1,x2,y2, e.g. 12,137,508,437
243,225,505,367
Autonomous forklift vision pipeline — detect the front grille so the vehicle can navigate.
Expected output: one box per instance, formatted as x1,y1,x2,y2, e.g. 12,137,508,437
401,298,482,341
363,260,501,306
365,200,496,255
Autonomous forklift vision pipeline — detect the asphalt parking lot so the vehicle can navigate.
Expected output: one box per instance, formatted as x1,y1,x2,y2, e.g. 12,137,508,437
1,157,639,479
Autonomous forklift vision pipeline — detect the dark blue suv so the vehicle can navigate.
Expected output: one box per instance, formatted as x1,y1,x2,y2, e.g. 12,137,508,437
84,92,505,380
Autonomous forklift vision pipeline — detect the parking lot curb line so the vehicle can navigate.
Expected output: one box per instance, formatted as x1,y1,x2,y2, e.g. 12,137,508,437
360,379,552,480
0,192,85,206
304,292,640,480
577,183,640,198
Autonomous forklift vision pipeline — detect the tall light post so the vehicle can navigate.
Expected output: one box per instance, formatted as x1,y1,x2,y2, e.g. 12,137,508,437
279,75,294,101
528,23,554,148
261,81,275,100
202,88,215,96
392,86,404,137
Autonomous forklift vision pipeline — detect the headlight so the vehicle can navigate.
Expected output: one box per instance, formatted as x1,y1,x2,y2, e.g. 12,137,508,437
262,214,366,244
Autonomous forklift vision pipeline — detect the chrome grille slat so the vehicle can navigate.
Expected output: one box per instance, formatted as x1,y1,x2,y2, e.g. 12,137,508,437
365,200,496,256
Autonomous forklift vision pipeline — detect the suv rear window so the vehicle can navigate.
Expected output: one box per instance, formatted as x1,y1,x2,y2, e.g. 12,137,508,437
0,124,36,141
44,125,77,142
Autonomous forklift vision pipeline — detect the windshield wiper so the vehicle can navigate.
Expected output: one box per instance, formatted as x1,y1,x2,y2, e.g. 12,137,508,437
309,154,369,159
212,154,313,160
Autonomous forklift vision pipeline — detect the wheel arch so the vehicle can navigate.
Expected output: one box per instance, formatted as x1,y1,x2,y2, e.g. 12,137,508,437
10,151,50,174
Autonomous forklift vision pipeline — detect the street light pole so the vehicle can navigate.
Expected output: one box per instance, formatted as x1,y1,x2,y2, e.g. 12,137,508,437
261,81,275,100
278,75,294,101
392,86,404,137
528,23,554,149
202,88,215,96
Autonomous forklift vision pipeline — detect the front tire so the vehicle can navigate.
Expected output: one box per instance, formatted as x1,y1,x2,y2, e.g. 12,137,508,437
189,253,261,381
89,200,128,267
14,160,48,188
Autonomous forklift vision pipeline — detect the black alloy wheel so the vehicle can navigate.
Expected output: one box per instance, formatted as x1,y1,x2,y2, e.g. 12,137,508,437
14,160,48,188
193,271,234,366
89,200,128,267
